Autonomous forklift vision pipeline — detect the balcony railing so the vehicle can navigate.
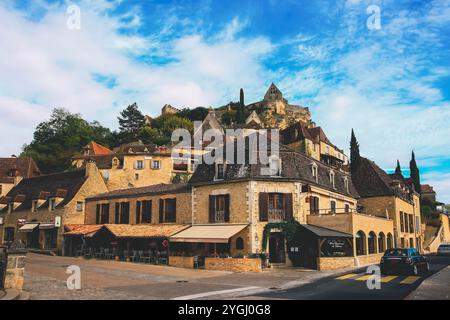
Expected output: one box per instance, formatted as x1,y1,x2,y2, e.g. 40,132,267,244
309,208,358,215
215,211,225,223
268,209,285,222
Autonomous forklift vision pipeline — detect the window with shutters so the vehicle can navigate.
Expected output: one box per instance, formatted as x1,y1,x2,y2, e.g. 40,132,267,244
141,200,152,223
409,214,414,234
120,202,130,224
259,192,293,222
215,163,225,180
330,200,336,213
100,203,109,224
135,160,144,170
400,212,404,232
209,195,230,223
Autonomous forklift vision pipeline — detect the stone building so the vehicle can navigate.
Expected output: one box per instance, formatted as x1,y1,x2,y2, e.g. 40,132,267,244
73,141,196,191
281,121,349,168
0,162,107,253
351,157,423,252
0,157,41,197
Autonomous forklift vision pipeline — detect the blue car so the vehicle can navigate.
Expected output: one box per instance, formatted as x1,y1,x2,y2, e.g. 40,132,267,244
380,248,430,276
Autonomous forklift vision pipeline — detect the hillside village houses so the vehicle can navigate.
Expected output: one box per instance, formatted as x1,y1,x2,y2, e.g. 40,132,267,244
1,83,449,272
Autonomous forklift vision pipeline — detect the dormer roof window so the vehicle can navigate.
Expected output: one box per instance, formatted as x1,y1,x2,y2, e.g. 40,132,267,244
311,163,318,183
344,176,349,193
215,163,225,180
329,170,335,189
269,156,282,177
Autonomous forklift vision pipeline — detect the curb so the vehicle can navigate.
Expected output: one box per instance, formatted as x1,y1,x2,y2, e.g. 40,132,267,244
406,266,450,300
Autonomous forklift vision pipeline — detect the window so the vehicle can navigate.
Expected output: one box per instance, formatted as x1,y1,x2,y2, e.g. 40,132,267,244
409,238,414,248
209,195,230,223
32,200,38,213
268,193,285,221
216,163,225,180
102,170,110,181
378,232,386,253
311,164,318,182
4,227,14,242
356,231,366,255
310,196,320,214
112,202,129,224
141,200,152,223
400,237,405,248
386,233,393,249
330,200,336,213
409,214,414,234
404,213,409,233
329,171,335,189
135,160,144,170
344,203,350,213
135,173,139,180
49,198,56,211
76,201,84,212
112,158,119,167
400,211,404,232
159,198,176,223
151,160,161,170
96,203,110,224
259,192,293,222
269,157,281,176
344,177,349,193
236,237,244,250
8,203,13,214
326,146,330,154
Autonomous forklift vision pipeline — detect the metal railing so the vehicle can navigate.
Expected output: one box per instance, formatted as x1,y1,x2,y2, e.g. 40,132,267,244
268,209,285,222
308,208,358,215
215,211,225,223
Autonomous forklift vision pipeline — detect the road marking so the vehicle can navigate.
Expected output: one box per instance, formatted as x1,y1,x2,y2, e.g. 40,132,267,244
355,274,372,281
380,276,398,283
400,276,421,284
336,273,358,280
172,286,260,300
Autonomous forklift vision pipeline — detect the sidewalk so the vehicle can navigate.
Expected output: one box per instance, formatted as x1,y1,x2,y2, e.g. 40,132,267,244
407,266,450,300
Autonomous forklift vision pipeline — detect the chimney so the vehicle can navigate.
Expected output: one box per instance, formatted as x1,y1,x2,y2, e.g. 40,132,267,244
85,159,98,177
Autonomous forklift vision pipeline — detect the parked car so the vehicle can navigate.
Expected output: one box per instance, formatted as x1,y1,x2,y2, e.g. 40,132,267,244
380,248,429,275
437,243,450,256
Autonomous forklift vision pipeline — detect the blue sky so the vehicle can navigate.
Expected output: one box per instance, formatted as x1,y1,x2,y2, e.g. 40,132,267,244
0,0,449,202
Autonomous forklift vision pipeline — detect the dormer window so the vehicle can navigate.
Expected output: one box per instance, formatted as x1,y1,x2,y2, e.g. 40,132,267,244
49,198,56,211
8,203,13,214
344,177,349,193
112,157,119,167
269,156,281,177
329,171,335,189
311,163,318,182
216,163,225,180
32,200,38,213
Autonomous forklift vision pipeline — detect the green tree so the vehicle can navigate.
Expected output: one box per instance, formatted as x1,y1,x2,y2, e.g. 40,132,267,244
221,110,237,126
409,150,421,194
118,103,145,142
21,108,113,173
149,114,194,145
236,88,246,124
178,107,209,122
350,129,361,173
395,160,402,176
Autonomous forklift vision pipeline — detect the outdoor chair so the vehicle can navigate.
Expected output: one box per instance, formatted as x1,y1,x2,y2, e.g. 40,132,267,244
139,250,152,264
95,247,104,259
130,250,139,263
158,251,168,265
75,247,83,257
193,256,199,269
103,248,110,260
83,247,93,259
123,250,130,261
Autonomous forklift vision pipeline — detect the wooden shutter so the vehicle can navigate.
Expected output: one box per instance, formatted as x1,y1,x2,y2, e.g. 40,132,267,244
209,195,216,223
115,203,120,224
284,193,293,220
315,197,319,214
259,193,268,222
95,204,101,224
136,201,141,224
159,199,164,223
224,194,230,222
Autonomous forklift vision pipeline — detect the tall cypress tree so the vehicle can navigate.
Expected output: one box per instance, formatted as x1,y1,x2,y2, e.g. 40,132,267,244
236,88,246,124
395,160,402,176
350,129,361,173
410,151,421,193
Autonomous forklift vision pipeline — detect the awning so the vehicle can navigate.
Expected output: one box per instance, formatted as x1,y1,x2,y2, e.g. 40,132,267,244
64,224,103,237
103,224,190,238
18,223,39,232
39,223,56,230
301,224,353,238
170,224,248,243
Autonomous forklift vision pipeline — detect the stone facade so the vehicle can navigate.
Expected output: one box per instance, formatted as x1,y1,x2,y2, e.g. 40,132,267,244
168,256,195,268
205,257,262,272
4,252,26,290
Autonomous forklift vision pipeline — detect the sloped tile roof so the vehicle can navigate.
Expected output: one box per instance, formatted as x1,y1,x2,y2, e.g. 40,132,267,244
64,224,103,236
88,141,113,155
0,157,41,183
1,169,88,212
87,183,191,201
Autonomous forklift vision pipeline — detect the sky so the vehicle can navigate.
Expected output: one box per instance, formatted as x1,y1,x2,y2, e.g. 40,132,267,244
0,0,449,202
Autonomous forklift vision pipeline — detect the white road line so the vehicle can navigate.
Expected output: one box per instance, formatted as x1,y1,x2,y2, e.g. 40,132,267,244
172,286,261,300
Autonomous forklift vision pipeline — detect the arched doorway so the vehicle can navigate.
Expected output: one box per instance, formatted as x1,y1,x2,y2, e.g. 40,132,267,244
386,233,393,249
355,231,366,256
378,232,386,253
368,231,376,254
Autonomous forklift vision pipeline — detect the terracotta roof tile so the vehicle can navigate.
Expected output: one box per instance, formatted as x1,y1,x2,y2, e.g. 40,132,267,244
103,224,189,238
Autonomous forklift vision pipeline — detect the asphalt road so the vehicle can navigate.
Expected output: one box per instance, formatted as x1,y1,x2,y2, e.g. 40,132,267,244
245,255,450,300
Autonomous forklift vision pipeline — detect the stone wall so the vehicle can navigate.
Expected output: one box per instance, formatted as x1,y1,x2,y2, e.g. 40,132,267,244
169,256,194,269
317,257,355,271
4,252,26,290
205,257,262,272
356,253,384,267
